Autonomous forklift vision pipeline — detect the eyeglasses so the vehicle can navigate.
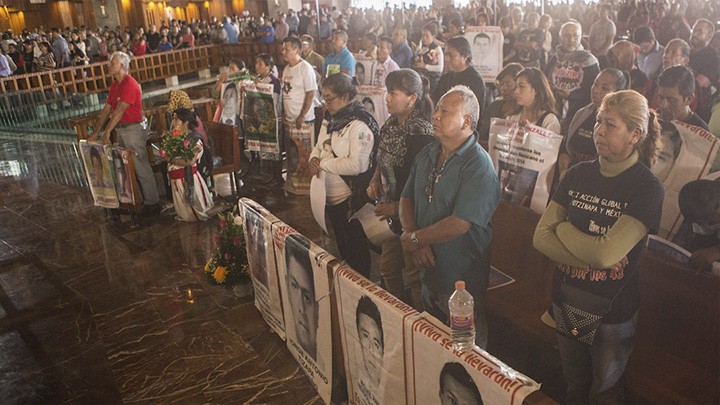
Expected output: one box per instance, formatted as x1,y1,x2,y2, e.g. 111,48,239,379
321,94,339,105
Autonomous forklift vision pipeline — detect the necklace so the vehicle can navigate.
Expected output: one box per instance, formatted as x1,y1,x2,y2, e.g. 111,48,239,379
425,149,449,203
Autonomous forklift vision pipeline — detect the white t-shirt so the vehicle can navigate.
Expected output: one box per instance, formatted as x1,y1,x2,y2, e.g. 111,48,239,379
282,59,318,122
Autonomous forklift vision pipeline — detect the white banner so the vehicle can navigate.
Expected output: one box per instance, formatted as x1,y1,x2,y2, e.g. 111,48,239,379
273,226,333,403
652,120,720,239
355,85,388,127
239,198,286,340
335,264,421,405
465,26,504,83
79,140,119,208
488,118,563,214
406,316,540,405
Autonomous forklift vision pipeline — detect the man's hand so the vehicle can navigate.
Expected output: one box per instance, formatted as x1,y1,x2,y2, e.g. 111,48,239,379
412,245,436,269
401,231,420,253
690,246,720,272
295,115,304,129
374,202,397,219
308,157,321,177
366,180,382,201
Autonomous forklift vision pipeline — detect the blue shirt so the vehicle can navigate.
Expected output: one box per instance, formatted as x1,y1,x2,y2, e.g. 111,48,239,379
637,41,664,79
0,54,11,77
391,41,414,69
223,23,238,44
258,25,275,44
323,47,355,77
402,135,500,296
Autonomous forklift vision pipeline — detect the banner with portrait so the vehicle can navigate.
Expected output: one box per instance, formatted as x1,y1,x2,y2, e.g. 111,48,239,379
284,123,315,195
407,315,540,405
219,81,241,126
465,26,503,83
273,225,333,403
79,140,119,209
488,118,563,214
335,264,420,405
355,86,388,128
650,121,720,239
353,54,377,87
109,147,140,206
239,198,286,340
242,82,281,158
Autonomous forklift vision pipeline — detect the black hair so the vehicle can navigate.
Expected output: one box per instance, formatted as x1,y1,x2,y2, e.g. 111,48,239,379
423,22,438,37
601,68,630,90
322,73,357,100
517,67,558,116
497,63,524,81
658,65,695,97
378,35,393,48
356,63,365,72
90,146,102,164
439,362,483,404
473,32,491,43
173,107,199,131
284,234,314,296
355,295,383,347
228,58,245,70
386,69,433,121
364,32,377,43
283,36,302,50
679,180,720,224
450,18,464,35
255,53,274,68
633,25,655,44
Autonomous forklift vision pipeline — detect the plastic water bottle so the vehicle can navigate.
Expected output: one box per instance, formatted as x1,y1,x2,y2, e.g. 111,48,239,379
449,280,475,352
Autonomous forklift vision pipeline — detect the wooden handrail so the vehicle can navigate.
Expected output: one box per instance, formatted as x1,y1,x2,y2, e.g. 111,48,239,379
0,46,212,96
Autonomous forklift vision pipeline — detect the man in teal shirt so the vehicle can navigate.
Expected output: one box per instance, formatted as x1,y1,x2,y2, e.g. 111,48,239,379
323,30,355,78
400,86,500,349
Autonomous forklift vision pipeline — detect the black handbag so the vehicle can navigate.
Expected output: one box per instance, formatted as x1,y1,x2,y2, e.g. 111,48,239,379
555,278,629,346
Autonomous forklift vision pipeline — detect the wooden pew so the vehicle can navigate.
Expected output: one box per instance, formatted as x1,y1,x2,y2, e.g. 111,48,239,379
486,200,720,403
204,121,242,195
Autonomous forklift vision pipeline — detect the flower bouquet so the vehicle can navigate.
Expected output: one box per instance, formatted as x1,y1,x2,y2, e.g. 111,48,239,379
204,211,252,288
160,129,198,161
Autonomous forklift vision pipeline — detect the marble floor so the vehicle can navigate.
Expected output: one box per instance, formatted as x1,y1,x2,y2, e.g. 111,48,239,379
0,134,338,403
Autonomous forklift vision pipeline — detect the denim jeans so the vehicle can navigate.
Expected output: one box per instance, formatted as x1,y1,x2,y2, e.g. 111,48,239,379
422,284,488,349
553,304,637,404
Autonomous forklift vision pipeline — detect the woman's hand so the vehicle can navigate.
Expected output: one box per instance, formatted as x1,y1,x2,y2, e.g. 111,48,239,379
374,202,397,219
308,157,321,177
366,180,382,200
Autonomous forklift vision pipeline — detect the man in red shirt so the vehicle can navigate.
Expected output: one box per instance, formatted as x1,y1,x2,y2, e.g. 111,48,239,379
89,51,160,213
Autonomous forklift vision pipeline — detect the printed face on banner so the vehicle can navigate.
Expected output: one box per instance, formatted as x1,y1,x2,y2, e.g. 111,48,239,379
439,362,484,405
243,82,280,156
354,55,376,86
244,208,268,288
465,26,503,82
220,82,239,125
111,148,134,204
355,86,388,127
79,141,119,208
651,120,682,182
284,237,318,358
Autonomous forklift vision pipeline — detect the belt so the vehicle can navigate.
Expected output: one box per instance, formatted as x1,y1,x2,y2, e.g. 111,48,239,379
116,122,142,129
169,166,197,180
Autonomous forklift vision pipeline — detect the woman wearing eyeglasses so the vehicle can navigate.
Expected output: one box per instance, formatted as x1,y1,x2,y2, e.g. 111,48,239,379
308,73,379,277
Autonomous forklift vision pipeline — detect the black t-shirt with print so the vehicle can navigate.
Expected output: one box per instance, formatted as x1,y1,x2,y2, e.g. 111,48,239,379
552,159,664,323
566,111,598,164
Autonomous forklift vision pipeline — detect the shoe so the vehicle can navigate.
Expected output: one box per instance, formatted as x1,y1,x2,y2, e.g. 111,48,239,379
139,203,162,217
160,202,174,213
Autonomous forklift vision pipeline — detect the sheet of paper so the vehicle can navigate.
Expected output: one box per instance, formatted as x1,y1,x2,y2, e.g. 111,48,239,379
310,172,327,233
350,203,396,246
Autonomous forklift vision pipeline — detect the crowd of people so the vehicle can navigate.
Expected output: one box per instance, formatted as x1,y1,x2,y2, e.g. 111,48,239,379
4,0,720,402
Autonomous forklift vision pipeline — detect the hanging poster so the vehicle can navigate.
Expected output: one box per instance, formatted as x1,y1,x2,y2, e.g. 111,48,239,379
242,82,281,158
650,120,720,239
284,123,315,195
355,86,388,127
465,26,503,83
273,225,333,403
219,81,240,126
407,315,540,405
239,198,286,340
109,147,139,205
79,140,119,208
488,118,562,214
335,264,420,405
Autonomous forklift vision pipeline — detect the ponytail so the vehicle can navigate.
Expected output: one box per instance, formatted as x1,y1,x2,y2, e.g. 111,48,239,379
417,75,434,122
638,109,662,167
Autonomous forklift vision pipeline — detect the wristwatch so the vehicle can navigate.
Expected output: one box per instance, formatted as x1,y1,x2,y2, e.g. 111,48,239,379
410,232,420,246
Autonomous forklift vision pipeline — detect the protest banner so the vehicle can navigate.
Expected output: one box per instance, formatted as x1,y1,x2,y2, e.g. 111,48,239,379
650,121,719,239
239,198,286,340
488,118,563,214
79,140,119,208
407,315,540,405
354,54,377,86
465,26,503,83
242,82,281,159
219,81,241,125
335,264,421,405
284,123,315,195
273,225,333,403
355,85,388,127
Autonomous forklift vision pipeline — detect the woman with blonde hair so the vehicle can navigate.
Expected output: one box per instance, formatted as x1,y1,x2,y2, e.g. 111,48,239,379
534,90,664,403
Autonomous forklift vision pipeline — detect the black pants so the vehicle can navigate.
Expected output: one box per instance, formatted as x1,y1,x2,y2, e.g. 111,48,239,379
326,199,371,278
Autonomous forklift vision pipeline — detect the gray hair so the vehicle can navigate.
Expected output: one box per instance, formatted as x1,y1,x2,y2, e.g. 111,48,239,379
561,21,582,36
443,85,480,129
110,51,131,71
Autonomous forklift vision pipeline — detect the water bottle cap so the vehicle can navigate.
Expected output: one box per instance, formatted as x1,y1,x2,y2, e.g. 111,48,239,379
455,280,465,290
